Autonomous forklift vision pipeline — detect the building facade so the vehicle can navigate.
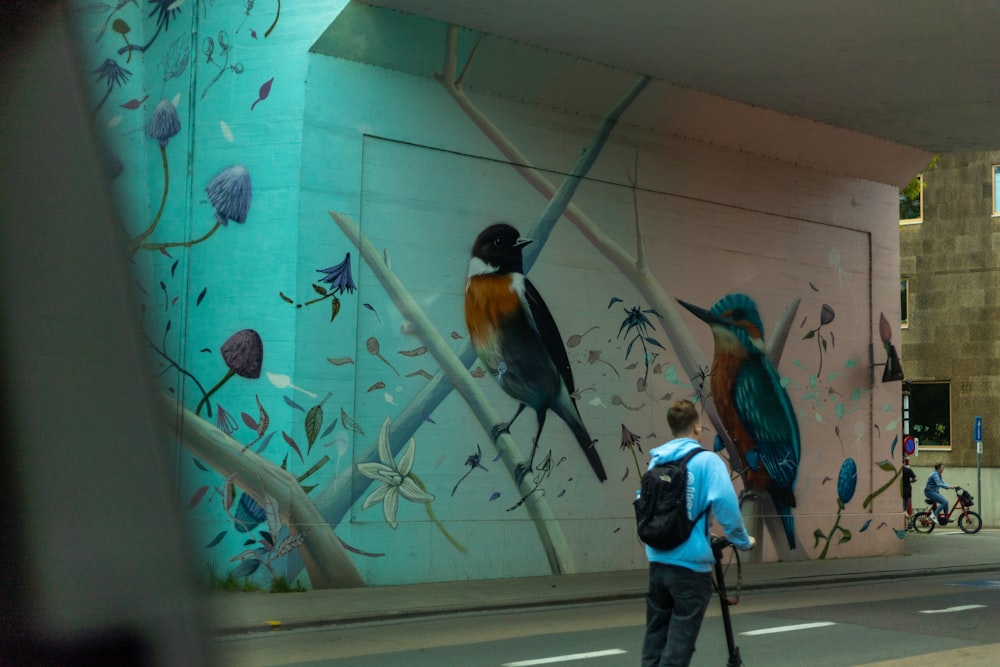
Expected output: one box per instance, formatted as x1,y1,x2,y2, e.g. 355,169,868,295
900,152,1000,519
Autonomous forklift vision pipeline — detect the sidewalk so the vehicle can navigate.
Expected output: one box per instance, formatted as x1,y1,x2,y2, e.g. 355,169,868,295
208,530,1000,636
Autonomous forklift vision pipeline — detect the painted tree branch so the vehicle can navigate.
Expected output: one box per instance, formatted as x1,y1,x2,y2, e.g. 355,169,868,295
330,211,575,574
436,25,802,557
161,395,364,588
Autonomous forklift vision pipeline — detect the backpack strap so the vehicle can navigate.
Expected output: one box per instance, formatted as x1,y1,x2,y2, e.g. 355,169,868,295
679,449,711,534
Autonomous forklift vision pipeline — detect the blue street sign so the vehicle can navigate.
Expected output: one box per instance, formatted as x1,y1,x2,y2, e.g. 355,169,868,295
974,415,983,442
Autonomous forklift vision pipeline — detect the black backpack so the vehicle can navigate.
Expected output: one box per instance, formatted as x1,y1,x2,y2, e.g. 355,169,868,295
634,449,708,550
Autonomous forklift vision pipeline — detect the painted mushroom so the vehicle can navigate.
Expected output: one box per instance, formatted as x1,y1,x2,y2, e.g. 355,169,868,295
195,329,263,416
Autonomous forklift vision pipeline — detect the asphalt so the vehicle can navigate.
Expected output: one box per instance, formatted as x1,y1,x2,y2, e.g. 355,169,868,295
208,528,1000,638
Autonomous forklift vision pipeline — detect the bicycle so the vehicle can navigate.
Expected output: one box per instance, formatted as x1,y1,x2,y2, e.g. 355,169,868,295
911,486,982,534
711,536,745,667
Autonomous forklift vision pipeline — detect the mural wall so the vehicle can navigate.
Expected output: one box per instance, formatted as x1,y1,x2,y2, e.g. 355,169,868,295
71,0,906,589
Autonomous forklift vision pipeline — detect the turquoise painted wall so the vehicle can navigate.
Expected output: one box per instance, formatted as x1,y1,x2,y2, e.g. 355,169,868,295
71,1,906,590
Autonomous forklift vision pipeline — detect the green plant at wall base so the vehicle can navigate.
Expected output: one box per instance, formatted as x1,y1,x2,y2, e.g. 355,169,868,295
205,561,261,592
269,576,307,593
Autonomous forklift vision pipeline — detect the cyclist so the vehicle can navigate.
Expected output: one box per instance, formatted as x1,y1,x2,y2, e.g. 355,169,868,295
924,462,952,525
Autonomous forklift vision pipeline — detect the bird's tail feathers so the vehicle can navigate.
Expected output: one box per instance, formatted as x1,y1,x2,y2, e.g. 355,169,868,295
555,400,607,482
771,493,797,550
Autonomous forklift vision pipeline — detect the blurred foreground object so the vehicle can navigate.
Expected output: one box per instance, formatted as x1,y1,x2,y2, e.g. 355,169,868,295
0,3,210,665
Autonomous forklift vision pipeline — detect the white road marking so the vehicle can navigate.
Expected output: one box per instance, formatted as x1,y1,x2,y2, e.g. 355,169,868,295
919,604,986,614
741,621,836,636
502,649,628,666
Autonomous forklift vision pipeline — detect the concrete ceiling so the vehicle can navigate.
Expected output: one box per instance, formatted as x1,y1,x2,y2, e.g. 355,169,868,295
363,0,1000,154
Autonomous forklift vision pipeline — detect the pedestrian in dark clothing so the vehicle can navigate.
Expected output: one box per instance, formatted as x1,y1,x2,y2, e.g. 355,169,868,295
901,457,917,514
640,400,755,667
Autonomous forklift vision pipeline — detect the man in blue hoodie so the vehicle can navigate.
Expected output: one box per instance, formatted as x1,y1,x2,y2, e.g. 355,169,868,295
641,399,755,667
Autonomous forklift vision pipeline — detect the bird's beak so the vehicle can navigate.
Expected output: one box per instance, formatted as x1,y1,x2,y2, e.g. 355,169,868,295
515,236,533,248
678,299,720,325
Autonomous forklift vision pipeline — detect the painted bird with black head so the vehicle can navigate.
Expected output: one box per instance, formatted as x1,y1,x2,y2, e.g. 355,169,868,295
465,223,606,484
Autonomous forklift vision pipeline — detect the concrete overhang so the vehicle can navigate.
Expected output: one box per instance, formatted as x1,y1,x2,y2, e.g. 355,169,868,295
358,0,1000,156
314,2,955,187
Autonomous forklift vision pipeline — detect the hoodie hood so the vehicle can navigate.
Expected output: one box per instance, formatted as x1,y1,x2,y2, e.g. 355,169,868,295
648,437,703,466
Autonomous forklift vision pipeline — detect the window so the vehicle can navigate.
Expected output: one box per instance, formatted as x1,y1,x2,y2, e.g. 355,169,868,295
900,174,923,223
993,165,1000,216
900,278,908,328
907,381,951,450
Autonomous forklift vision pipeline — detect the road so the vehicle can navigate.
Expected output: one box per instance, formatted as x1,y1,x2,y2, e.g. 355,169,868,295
213,570,1000,666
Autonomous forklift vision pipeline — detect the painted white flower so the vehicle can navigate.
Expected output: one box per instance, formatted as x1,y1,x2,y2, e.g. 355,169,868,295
357,415,434,528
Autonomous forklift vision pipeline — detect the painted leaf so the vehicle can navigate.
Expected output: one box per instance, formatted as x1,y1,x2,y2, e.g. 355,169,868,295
241,412,259,430
250,77,274,111
220,120,234,142
305,404,323,450
321,418,338,438
859,519,872,533
312,283,328,296
205,530,227,548
890,434,899,458
196,287,207,306
645,336,665,350
274,531,306,559
279,291,294,304
255,394,269,435
255,431,276,454
330,295,340,322
186,485,209,508
284,395,304,412
340,408,364,435
120,95,149,109
221,472,238,512
230,558,260,578
282,430,304,462
259,531,274,550
192,457,208,471
876,459,895,471
264,493,281,539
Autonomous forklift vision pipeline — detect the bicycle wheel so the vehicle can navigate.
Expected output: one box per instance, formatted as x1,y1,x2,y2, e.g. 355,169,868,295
959,511,982,534
912,511,936,533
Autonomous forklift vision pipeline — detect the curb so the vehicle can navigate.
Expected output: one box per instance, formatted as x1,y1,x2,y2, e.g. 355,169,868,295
211,562,1000,637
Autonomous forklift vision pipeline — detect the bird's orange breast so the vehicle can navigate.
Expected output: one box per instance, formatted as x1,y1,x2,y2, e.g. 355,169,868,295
465,275,521,346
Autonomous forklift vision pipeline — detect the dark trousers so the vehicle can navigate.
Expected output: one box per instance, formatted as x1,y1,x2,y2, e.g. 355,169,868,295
641,562,713,667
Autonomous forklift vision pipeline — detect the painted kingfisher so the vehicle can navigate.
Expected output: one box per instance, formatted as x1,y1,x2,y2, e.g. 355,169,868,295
679,293,800,549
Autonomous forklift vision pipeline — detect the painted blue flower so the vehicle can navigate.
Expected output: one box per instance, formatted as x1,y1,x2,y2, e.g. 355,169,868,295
205,165,252,225
234,492,266,533
837,458,857,505
146,98,180,146
316,253,356,294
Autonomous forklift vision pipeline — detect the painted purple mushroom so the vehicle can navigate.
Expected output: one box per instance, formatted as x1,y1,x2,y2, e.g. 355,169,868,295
128,99,181,255
147,99,181,146
206,165,252,225
195,329,263,416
